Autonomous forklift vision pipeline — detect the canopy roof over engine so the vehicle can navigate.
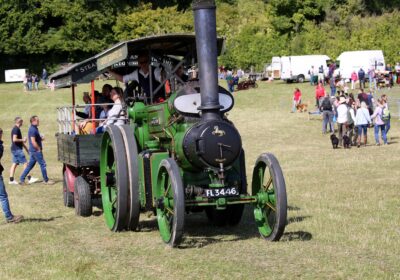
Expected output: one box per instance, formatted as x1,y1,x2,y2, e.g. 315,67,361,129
95,33,225,71
49,34,225,89
48,56,98,89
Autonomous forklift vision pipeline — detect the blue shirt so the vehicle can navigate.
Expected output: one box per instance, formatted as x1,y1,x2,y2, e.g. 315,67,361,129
28,125,42,152
11,126,23,151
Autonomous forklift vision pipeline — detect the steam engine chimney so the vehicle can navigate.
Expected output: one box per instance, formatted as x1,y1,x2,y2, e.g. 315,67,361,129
192,0,221,120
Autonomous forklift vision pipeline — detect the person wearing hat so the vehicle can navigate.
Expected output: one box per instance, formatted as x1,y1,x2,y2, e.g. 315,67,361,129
336,96,349,146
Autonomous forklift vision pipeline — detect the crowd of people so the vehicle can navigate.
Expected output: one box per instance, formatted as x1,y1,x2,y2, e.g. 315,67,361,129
22,68,48,92
294,82,392,148
219,66,244,93
309,63,400,94
291,61,398,148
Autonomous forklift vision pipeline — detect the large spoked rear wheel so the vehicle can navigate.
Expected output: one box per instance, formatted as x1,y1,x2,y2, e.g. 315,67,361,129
252,153,287,241
100,125,129,231
118,124,140,231
155,158,185,247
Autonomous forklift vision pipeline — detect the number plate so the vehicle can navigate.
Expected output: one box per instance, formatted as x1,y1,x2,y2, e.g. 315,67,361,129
204,187,239,198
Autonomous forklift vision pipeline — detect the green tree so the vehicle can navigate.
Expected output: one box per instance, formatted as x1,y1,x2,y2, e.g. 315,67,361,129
113,3,193,40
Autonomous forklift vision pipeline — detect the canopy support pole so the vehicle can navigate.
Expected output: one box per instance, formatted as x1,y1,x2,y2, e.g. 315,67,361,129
91,80,96,134
72,84,76,134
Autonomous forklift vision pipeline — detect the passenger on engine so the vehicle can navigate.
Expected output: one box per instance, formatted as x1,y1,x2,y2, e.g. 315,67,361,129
99,84,113,104
108,52,166,103
75,92,91,119
96,87,126,134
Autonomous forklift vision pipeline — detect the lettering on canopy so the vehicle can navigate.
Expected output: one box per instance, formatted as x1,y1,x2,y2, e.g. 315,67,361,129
97,46,127,70
71,60,97,82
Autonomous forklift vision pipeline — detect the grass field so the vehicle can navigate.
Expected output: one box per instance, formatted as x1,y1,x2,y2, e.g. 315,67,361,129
0,80,399,280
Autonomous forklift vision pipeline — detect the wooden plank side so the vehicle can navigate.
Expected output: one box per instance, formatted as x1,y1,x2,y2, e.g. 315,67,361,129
75,134,102,167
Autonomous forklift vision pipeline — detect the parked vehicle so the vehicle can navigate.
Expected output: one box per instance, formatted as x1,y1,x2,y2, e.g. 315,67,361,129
263,57,282,80
237,76,258,90
280,55,330,83
335,50,385,79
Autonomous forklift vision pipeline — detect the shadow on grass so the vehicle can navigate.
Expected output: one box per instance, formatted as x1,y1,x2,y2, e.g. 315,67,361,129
139,219,158,232
288,205,301,211
179,206,264,249
22,216,63,223
92,210,103,217
281,231,312,241
135,205,312,248
286,215,312,225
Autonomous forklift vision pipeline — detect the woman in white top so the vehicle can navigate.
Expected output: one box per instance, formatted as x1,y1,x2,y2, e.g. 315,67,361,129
96,88,125,134
355,101,372,147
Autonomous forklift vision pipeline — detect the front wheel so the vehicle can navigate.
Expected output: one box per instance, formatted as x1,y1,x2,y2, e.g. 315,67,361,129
252,153,287,241
155,158,185,247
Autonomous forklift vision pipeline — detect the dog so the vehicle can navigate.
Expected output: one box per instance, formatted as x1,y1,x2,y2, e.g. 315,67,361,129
343,135,351,149
296,103,308,112
330,134,339,149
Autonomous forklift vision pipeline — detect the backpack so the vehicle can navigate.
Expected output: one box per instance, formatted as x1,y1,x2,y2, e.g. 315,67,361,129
382,106,390,122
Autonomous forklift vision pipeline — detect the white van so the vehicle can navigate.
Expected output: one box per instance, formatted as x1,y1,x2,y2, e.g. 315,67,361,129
263,57,282,80
280,55,330,83
336,50,385,79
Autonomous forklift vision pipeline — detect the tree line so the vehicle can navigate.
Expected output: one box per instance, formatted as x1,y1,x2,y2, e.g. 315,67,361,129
1,0,400,79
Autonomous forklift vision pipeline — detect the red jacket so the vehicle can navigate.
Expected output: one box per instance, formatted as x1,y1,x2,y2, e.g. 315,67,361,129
293,90,302,101
351,72,358,81
315,85,325,99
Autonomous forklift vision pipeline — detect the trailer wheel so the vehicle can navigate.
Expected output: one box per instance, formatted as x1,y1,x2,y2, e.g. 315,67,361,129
118,125,140,231
297,75,305,83
63,171,74,208
155,158,185,247
100,125,129,231
252,153,287,241
74,176,92,217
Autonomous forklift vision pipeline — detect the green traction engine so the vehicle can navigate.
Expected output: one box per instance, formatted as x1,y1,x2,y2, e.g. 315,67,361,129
99,0,288,247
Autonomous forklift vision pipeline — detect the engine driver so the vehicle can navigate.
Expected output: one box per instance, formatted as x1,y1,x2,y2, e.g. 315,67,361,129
108,52,166,103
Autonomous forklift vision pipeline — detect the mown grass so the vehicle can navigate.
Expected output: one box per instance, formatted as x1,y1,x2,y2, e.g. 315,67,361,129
0,80,399,279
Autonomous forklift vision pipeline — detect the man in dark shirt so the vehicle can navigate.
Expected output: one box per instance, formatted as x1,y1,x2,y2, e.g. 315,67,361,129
19,116,54,185
0,128,24,223
9,117,38,185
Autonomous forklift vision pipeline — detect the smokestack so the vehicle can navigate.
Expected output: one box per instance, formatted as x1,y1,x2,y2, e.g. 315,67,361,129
193,0,221,120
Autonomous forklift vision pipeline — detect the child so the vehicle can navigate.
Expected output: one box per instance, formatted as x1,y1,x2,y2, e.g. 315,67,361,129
292,88,302,113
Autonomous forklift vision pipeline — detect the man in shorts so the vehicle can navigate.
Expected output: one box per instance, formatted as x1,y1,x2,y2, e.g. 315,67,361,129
9,117,38,185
